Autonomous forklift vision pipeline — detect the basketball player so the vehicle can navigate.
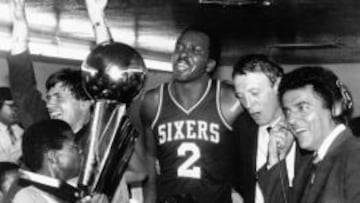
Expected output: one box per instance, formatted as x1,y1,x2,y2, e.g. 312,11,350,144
140,28,243,203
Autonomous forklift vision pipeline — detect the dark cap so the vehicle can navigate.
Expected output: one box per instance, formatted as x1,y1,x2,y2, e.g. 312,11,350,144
0,87,12,101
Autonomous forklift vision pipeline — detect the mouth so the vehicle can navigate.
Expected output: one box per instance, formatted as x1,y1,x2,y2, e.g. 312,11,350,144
49,111,62,119
174,60,191,72
293,128,307,137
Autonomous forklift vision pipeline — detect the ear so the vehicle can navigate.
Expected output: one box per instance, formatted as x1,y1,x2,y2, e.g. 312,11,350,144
46,150,59,167
273,77,282,92
80,100,92,110
205,59,216,73
331,101,343,117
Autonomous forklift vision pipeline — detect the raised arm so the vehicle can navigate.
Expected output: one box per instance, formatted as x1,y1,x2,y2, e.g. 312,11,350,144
9,0,28,55
7,0,49,129
85,0,113,45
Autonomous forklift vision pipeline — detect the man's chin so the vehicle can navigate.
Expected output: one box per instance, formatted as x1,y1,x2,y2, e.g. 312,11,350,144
252,117,267,126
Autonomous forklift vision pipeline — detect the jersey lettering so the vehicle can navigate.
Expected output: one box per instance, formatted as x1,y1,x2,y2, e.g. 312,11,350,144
177,142,201,179
157,120,220,144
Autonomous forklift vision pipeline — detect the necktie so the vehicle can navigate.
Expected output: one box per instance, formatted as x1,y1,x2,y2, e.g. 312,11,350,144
301,154,321,203
266,126,272,134
310,153,321,184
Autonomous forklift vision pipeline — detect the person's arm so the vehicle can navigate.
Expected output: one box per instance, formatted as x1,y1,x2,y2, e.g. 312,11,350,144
125,135,148,185
85,0,113,45
220,82,243,125
9,0,27,55
139,90,160,203
7,0,49,130
219,82,244,201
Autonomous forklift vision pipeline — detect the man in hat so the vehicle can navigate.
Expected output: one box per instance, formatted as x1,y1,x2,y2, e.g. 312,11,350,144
0,87,23,163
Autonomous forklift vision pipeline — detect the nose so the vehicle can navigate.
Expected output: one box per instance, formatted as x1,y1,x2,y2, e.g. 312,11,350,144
46,97,56,109
241,95,255,110
179,49,189,58
285,111,298,129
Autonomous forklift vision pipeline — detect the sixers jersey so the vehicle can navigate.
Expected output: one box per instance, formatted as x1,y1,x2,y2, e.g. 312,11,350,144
151,79,236,203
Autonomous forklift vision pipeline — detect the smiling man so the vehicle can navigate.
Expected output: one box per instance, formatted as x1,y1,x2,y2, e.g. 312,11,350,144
140,27,243,203
278,66,360,203
7,0,92,147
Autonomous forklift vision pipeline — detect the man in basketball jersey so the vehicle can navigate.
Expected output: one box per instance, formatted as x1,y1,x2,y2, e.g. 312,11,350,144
140,28,243,203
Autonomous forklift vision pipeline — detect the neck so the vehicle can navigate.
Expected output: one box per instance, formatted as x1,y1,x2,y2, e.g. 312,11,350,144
72,113,90,133
268,105,284,126
171,76,211,108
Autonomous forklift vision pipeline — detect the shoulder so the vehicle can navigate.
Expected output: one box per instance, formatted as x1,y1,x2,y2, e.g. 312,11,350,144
13,186,43,203
342,131,360,154
218,80,239,106
140,84,163,125
329,130,360,167
217,80,243,123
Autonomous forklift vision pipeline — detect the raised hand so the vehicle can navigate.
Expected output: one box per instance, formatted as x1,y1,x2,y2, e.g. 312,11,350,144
85,0,108,24
9,0,26,21
85,0,112,44
267,122,294,168
9,0,28,54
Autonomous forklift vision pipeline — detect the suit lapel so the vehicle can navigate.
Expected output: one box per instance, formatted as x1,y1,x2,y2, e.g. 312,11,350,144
302,128,352,203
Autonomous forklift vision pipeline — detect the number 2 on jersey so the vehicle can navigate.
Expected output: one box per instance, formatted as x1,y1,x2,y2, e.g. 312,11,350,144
177,142,201,179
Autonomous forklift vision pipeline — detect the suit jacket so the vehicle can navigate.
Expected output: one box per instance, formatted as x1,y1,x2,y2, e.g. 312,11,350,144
233,112,258,203
257,146,312,203
294,128,360,203
233,112,311,203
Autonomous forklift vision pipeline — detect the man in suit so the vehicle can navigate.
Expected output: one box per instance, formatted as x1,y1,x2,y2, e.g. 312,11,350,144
278,66,360,203
232,54,297,203
0,87,23,163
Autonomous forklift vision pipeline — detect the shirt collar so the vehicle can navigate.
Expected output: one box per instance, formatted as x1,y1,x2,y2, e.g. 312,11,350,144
316,124,346,160
259,116,283,131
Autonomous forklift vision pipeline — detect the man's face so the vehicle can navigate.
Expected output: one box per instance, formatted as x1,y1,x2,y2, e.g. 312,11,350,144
172,31,212,82
234,72,281,126
282,85,333,151
53,139,82,180
0,100,18,125
46,83,89,132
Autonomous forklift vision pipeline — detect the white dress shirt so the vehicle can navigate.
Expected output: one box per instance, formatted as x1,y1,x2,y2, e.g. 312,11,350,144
316,124,346,161
255,117,297,202
0,122,24,163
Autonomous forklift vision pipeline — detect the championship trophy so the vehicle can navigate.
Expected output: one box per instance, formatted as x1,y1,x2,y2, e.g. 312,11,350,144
78,42,147,199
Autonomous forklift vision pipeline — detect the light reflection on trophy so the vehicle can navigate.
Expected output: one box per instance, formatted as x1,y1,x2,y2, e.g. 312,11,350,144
78,42,147,198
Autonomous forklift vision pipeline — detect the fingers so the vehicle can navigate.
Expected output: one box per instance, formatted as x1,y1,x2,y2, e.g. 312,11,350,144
9,0,26,21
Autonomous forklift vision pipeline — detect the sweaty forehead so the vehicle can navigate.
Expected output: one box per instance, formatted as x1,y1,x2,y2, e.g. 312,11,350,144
177,31,210,47
234,72,272,89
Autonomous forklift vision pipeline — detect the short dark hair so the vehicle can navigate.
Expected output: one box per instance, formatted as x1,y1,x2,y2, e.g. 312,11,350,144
179,26,221,64
22,120,74,172
278,66,353,124
232,54,284,85
46,69,89,100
